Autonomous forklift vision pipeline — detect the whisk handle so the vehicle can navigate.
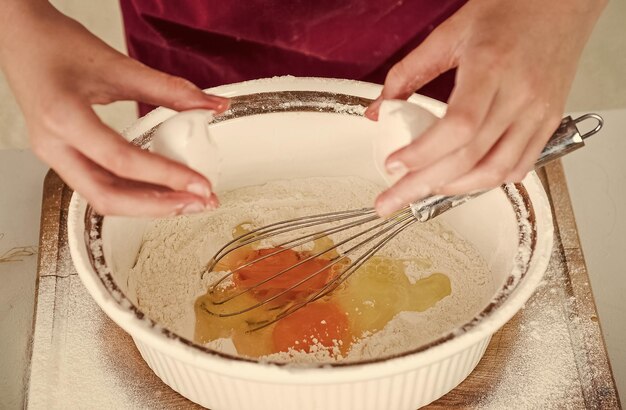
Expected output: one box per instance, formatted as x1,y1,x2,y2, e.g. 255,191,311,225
409,114,604,222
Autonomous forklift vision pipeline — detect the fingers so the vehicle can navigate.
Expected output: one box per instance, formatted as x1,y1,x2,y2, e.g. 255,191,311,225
375,109,560,216
375,74,530,216
382,63,500,176
437,118,543,194
365,28,457,120
505,115,562,182
109,58,229,113
60,102,216,199
423,89,539,194
48,142,218,217
375,171,437,217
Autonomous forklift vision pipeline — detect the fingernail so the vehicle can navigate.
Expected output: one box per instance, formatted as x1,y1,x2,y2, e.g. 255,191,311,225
216,99,230,111
386,160,408,175
180,202,206,215
206,193,220,210
207,95,230,111
375,195,404,217
187,182,211,198
365,96,383,120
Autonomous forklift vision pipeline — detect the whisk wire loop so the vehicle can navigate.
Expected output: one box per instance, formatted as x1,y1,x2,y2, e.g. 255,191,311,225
248,216,417,331
207,212,381,290
208,208,376,265
207,209,412,310
203,207,417,328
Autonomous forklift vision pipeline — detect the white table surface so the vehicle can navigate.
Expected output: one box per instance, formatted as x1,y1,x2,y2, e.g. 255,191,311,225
562,108,626,399
0,150,48,409
1,109,624,407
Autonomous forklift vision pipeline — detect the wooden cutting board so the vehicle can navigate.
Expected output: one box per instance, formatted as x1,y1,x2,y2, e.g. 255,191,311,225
25,162,621,409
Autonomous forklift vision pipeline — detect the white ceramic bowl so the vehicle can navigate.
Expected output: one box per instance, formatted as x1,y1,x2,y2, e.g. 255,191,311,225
68,77,554,409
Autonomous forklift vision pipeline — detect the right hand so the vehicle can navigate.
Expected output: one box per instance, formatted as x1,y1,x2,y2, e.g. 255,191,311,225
0,2,229,216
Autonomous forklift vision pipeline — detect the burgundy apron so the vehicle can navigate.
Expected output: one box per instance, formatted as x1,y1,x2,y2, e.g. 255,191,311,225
119,1,467,115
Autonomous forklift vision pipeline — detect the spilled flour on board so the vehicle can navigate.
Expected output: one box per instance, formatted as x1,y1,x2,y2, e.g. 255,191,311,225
475,251,585,409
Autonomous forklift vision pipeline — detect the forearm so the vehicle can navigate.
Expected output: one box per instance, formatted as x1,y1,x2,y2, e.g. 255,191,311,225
570,0,608,14
0,0,54,50
0,1,69,77
559,0,608,42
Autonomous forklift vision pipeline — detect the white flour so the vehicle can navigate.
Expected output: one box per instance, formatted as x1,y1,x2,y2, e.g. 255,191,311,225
126,176,494,363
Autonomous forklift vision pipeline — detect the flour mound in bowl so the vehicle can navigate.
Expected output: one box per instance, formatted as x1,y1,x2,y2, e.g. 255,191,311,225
125,176,494,363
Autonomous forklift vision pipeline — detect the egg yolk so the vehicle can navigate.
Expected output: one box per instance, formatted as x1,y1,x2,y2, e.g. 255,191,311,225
195,222,452,359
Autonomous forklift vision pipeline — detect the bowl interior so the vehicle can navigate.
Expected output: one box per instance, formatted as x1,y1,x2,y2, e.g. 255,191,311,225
95,90,528,364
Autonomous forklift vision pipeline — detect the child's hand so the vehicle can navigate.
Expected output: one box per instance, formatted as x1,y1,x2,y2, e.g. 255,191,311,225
0,1,228,216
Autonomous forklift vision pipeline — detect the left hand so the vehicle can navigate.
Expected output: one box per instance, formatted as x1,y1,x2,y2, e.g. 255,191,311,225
365,0,607,216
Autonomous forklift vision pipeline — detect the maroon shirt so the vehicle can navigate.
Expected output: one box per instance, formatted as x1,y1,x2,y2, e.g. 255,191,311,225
119,1,467,115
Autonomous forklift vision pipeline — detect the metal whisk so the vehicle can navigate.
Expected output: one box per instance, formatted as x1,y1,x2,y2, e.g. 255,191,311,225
202,114,603,330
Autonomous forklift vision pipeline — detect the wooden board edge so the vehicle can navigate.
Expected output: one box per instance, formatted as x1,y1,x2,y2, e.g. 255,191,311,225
543,161,621,408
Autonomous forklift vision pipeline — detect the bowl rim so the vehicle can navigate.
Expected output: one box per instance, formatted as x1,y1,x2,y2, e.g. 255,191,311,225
68,76,554,382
